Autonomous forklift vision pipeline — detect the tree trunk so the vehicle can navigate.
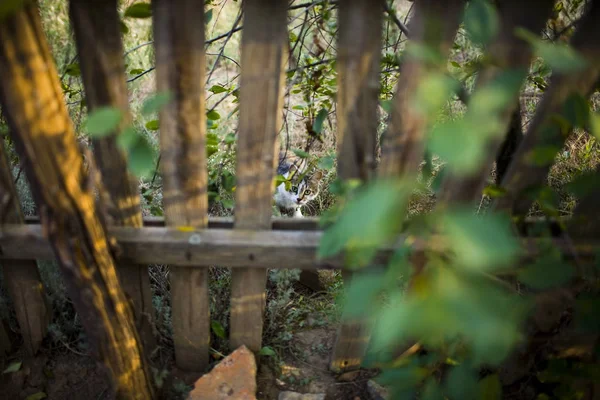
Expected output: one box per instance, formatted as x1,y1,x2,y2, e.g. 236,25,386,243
0,4,154,399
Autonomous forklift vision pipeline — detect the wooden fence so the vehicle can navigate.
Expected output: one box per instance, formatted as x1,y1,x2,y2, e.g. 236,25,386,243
0,0,599,390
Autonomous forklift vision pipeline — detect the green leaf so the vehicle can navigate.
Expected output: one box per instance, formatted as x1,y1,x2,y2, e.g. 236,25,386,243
116,126,139,151
445,363,478,400
128,135,156,179
421,379,444,400
124,3,152,18
119,20,129,34
211,320,226,339
574,293,600,333
3,361,22,373
85,107,123,138
205,8,213,24
527,145,561,166
464,0,500,46
318,179,411,266
342,272,385,319
589,112,600,141
317,155,334,170
292,149,309,159
0,0,30,21
129,68,144,75
442,209,520,271
312,108,328,134
483,184,507,198
209,85,228,94
142,92,172,115
428,119,485,175
64,63,81,77
145,119,159,131
565,172,600,198
207,110,221,120
518,255,574,289
25,392,47,400
516,28,587,73
562,93,590,129
258,346,277,357
479,374,502,400
224,133,236,145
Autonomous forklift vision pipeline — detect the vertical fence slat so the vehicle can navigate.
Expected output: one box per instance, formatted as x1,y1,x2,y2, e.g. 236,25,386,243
0,4,154,397
152,0,210,371
379,0,464,178
0,139,49,355
230,0,288,353
69,0,156,353
330,0,384,373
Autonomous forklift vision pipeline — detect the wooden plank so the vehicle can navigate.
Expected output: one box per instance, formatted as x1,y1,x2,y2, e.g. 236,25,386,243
379,0,464,178
330,0,384,373
0,139,49,356
1,224,598,267
229,0,288,353
0,4,154,397
69,0,156,354
152,0,210,372
438,0,555,204
495,0,600,216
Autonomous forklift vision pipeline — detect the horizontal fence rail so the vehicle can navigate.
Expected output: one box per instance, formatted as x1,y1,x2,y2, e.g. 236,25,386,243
1,222,597,269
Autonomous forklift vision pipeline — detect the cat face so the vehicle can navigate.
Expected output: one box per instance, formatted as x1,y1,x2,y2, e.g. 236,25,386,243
274,161,324,211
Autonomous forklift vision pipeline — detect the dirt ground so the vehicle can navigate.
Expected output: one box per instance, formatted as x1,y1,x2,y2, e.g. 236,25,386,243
0,328,378,400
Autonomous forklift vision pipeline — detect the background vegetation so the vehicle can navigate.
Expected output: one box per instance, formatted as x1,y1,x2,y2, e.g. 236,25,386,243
1,0,599,399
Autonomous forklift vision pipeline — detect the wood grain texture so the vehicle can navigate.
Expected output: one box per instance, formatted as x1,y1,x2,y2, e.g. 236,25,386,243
230,0,288,353
0,4,154,398
495,0,600,216
70,0,155,354
0,139,49,355
379,0,464,178
153,0,210,372
1,224,596,269
438,0,555,204
330,0,385,373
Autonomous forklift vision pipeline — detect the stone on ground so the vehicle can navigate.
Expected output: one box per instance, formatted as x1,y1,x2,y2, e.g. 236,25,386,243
278,392,326,400
187,345,257,400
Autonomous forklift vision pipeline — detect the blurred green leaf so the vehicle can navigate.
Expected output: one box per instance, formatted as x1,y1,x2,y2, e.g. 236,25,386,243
483,184,507,198
317,155,334,170
205,8,213,24
85,107,122,138
589,112,600,141
518,255,574,290
342,272,385,319
565,172,600,198
445,363,478,400
209,85,228,94
207,110,221,120
259,346,277,357
312,108,328,134
145,119,159,131
574,293,600,333
527,145,561,166
124,3,152,18
224,132,236,145
142,92,172,115
516,28,587,73
128,135,156,179
428,119,485,175
129,68,144,75
116,126,139,151
64,63,81,77
421,379,444,400
479,374,502,400
464,0,499,46
318,179,411,265
24,393,46,400
120,20,129,34
211,320,226,339
3,360,21,374
562,93,590,128
442,209,520,271
292,149,309,158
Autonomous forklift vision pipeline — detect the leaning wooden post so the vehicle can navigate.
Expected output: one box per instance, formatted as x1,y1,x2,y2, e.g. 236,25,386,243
0,138,50,355
329,0,384,373
0,4,154,398
152,0,211,371
69,0,156,353
229,0,288,353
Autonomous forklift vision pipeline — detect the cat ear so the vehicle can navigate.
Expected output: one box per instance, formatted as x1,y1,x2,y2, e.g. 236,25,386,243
289,164,298,174
312,170,324,181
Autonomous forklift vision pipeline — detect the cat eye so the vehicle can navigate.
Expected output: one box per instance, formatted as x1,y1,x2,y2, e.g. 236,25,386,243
292,186,298,193
305,190,312,195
